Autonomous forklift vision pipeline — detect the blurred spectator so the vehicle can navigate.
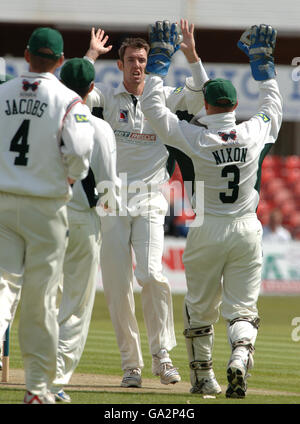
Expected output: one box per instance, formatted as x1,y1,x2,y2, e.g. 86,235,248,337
263,208,292,242
163,178,195,238
164,197,176,236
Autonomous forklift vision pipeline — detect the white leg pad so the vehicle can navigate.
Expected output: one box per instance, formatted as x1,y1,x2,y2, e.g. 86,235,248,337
227,320,258,348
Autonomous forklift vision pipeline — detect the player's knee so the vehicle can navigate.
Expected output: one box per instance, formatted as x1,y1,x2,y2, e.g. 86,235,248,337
227,316,260,347
136,270,167,287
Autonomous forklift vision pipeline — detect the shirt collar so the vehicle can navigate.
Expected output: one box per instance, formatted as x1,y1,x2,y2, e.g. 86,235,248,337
113,81,131,96
20,71,57,80
113,81,141,98
197,111,236,130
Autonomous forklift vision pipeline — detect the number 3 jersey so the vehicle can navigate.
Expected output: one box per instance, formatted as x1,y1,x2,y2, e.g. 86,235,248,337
141,75,283,216
0,72,94,200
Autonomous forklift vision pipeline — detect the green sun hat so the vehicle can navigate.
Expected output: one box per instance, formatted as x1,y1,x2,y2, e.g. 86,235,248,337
203,78,237,107
60,58,95,90
28,27,64,60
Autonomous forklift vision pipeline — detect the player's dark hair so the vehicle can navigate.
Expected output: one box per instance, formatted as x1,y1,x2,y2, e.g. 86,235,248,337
74,83,93,99
118,38,150,61
28,50,60,72
61,81,93,99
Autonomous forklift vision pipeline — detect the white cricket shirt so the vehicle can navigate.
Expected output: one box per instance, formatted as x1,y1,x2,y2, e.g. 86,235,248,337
85,61,207,194
141,75,283,217
69,115,121,212
0,72,94,200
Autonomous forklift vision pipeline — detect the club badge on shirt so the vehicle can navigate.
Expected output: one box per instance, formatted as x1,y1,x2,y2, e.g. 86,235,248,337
218,130,237,141
119,109,128,123
22,80,41,92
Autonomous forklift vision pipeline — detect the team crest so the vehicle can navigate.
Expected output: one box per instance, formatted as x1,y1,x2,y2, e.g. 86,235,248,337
218,130,237,141
119,109,128,122
22,80,40,92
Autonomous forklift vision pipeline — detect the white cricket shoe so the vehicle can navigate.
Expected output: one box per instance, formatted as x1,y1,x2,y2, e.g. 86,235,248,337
152,349,181,385
23,390,56,404
190,372,222,395
120,368,142,388
226,350,254,398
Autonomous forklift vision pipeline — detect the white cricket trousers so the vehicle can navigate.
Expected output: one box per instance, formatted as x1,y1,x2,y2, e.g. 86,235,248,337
0,192,68,396
52,207,101,388
100,194,176,370
183,213,263,328
0,276,21,343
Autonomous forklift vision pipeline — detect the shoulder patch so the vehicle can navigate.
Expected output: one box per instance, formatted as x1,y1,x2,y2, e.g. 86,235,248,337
173,86,184,94
256,112,270,122
74,114,89,123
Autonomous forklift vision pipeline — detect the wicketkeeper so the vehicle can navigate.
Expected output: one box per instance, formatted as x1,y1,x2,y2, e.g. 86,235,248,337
141,24,282,398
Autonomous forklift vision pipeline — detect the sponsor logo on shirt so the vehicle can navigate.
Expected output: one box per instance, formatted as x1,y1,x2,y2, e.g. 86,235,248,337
256,112,270,122
114,130,157,144
74,114,89,123
119,109,129,122
173,86,183,94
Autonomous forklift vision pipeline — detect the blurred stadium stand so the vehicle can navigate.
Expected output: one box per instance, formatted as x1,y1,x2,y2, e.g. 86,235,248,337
169,155,300,239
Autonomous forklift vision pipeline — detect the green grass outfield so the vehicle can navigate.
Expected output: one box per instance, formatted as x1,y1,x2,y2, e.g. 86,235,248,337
1,292,300,405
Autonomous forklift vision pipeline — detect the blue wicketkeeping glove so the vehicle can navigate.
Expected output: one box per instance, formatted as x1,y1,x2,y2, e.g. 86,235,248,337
146,20,183,77
237,24,277,81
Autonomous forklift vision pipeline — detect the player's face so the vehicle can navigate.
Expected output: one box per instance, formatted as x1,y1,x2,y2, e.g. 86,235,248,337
120,47,147,87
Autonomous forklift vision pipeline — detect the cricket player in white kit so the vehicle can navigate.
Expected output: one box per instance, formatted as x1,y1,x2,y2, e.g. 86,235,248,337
0,28,94,404
141,25,282,398
83,20,208,387
50,58,120,402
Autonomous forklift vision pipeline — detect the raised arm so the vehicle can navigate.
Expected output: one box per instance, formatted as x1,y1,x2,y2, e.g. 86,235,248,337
142,20,205,155
238,24,283,142
163,19,209,115
84,27,113,62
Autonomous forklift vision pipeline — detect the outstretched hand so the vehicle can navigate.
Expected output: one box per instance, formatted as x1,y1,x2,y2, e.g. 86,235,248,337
85,27,113,62
180,19,199,63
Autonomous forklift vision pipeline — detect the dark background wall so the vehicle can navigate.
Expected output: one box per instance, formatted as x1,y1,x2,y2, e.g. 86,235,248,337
0,22,298,64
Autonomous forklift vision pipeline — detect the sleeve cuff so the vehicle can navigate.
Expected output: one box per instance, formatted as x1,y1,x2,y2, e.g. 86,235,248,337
83,56,95,65
186,59,209,91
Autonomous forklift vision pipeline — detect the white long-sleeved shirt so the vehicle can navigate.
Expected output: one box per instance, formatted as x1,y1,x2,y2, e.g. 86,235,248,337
85,60,208,195
141,75,283,217
68,115,121,213
0,72,94,200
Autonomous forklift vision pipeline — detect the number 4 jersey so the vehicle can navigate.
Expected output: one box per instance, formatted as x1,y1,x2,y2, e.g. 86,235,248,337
0,72,94,200
141,75,283,217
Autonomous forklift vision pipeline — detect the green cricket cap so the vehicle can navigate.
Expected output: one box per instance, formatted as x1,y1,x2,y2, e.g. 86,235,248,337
203,78,237,107
28,27,64,60
60,58,95,90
